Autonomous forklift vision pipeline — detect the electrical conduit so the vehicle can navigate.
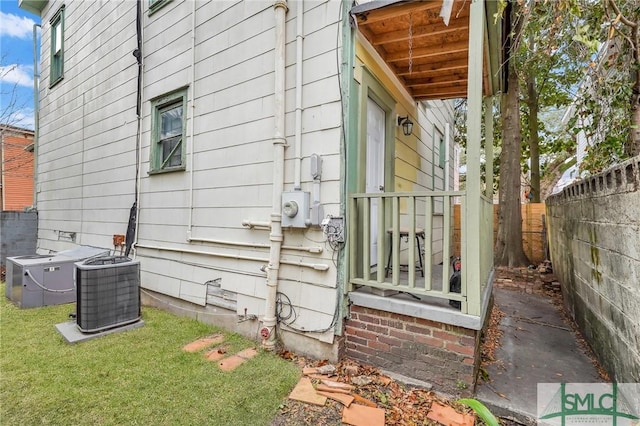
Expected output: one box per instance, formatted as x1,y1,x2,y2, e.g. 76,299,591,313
263,0,288,350
293,0,304,190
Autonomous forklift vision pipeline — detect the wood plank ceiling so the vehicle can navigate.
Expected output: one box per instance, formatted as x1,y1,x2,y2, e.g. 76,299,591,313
353,0,490,101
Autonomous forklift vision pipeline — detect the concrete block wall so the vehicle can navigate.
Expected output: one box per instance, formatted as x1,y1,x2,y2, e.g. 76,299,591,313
546,156,640,382
345,305,479,395
1,211,38,267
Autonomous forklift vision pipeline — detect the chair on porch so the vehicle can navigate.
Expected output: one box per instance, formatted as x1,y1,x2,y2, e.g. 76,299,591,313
385,228,425,277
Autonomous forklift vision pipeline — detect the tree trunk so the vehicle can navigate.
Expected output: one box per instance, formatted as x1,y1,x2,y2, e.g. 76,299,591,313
495,63,530,267
526,72,541,203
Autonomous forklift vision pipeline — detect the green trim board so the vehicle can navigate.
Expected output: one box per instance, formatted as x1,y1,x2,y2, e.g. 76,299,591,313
148,0,172,16
356,66,396,194
338,0,356,330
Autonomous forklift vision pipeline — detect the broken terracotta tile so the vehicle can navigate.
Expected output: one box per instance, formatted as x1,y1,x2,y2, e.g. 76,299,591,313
236,347,258,360
182,334,225,352
316,384,351,394
317,390,354,407
204,346,228,361
307,374,329,380
218,355,246,372
352,394,377,408
427,402,475,426
342,403,385,426
288,377,327,406
303,367,319,375
321,379,354,390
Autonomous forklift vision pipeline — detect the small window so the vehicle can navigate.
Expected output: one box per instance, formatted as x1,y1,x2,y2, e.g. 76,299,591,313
149,0,171,15
50,6,65,87
150,88,187,173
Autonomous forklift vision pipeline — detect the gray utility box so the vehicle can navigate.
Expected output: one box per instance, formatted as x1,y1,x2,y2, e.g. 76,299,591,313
6,246,109,309
75,256,141,333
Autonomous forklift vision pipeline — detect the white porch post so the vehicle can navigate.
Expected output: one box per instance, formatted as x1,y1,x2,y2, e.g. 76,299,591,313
463,0,485,316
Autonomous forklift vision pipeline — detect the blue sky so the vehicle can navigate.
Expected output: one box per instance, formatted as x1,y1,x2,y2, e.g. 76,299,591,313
1,0,40,130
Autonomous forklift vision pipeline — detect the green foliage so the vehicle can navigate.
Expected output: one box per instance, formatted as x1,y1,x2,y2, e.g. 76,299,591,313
457,398,500,426
566,0,640,170
0,285,300,426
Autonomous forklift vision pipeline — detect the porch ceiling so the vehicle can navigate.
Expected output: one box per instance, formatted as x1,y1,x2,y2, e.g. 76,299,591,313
351,0,501,101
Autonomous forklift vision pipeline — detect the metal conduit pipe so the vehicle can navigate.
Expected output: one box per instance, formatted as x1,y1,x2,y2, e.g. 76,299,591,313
241,220,272,229
293,0,304,190
263,0,289,351
187,236,322,253
134,244,328,270
32,23,41,208
186,0,197,240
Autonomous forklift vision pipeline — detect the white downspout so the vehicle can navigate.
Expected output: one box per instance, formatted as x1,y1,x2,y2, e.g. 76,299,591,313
186,0,197,240
262,0,288,350
293,0,304,190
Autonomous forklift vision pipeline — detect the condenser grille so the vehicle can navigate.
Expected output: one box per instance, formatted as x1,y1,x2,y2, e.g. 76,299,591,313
76,257,140,333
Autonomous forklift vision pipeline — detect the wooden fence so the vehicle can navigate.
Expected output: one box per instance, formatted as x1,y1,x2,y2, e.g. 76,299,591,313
453,203,547,264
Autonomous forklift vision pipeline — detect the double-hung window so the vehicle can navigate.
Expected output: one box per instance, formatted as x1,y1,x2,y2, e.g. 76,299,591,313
150,88,187,173
50,6,65,87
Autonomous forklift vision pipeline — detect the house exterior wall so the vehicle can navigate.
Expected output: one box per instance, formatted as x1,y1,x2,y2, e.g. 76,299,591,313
546,156,640,382
1,128,34,211
34,0,344,354
34,0,457,358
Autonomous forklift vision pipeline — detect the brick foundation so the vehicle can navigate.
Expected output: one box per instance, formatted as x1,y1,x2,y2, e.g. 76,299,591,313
345,305,480,395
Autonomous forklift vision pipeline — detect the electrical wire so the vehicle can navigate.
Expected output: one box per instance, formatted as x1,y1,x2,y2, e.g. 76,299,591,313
24,269,75,293
275,290,340,334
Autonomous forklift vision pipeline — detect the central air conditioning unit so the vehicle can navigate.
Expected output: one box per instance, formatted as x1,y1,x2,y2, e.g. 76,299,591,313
75,256,141,333
5,246,109,309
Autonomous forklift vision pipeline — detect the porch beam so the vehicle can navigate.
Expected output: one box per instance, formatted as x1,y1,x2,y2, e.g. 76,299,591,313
354,1,442,26
463,0,485,316
385,39,468,63
395,57,468,77
371,18,469,46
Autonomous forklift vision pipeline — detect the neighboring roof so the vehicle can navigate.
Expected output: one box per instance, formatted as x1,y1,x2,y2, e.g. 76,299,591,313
0,125,35,138
351,0,506,101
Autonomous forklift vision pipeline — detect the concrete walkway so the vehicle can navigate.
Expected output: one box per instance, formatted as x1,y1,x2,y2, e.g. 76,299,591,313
475,288,603,425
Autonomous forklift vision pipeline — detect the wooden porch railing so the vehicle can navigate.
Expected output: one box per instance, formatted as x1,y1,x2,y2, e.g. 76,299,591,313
348,191,479,313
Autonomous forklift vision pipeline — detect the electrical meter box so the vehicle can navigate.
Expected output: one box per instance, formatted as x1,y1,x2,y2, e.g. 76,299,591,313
281,191,310,228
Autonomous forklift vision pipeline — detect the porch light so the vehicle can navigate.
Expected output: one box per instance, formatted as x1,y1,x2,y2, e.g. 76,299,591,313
397,115,413,136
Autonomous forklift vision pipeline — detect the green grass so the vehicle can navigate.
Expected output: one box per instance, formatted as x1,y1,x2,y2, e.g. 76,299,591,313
0,283,300,425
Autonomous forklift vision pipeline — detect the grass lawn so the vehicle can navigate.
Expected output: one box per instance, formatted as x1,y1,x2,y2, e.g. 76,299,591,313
0,283,300,425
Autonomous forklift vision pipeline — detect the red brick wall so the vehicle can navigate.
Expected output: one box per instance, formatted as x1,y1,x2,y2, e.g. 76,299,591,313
345,305,480,394
2,132,34,211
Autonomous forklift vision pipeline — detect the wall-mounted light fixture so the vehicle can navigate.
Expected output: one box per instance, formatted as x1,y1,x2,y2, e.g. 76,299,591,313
397,115,413,136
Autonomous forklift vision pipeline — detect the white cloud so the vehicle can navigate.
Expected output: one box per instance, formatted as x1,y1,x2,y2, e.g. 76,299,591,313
11,108,35,130
0,64,34,87
0,12,36,39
